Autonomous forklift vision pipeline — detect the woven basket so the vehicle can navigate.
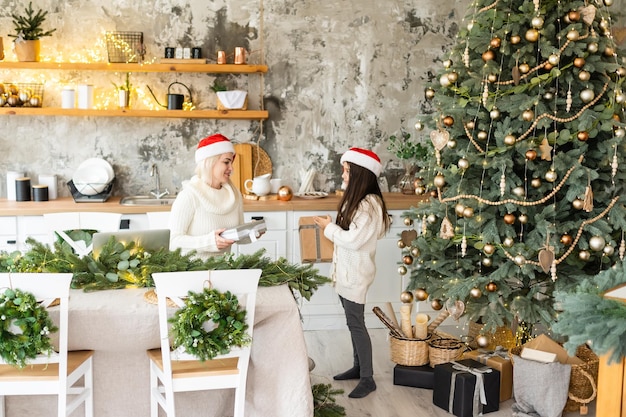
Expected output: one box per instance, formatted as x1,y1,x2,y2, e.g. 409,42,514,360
428,336,465,367
389,333,430,366
510,344,599,413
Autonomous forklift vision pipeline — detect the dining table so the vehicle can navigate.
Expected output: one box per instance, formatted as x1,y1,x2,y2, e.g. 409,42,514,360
6,284,314,417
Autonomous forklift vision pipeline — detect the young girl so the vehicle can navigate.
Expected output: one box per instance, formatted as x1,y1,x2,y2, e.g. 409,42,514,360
314,147,390,398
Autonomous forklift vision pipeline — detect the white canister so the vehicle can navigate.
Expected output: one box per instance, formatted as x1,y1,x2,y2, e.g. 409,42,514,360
38,174,58,200
6,171,24,201
77,84,94,109
61,87,75,109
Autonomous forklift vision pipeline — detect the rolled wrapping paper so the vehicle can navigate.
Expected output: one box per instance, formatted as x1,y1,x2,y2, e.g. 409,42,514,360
427,309,451,334
414,313,429,339
384,302,400,330
15,177,31,201
399,303,413,339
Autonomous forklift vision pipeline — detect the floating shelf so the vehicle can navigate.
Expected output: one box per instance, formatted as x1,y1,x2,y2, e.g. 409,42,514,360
0,107,269,120
0,61,268,74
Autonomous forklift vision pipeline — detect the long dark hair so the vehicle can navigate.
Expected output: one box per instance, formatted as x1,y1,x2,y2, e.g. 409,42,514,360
336,162,390,232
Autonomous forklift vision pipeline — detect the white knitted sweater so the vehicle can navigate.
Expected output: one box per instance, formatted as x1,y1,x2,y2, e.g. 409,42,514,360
169,175,244,260
323,194,387,304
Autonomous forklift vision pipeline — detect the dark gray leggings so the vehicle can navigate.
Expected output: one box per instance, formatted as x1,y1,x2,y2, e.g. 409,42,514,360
340,295,373,378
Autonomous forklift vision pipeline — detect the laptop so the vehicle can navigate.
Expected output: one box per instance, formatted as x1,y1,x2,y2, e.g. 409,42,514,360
92,229,171,257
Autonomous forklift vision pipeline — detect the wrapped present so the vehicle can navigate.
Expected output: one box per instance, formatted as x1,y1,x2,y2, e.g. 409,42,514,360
463,347,512,402
298,216,333,262
433,359,500,417
393,364,435,389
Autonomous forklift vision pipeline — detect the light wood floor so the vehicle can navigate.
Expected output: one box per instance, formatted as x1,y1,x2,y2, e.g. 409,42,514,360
304,328,596,417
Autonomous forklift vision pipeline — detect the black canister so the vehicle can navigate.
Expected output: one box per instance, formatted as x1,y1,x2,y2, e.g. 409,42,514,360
32,184,49,202
15,177,31,201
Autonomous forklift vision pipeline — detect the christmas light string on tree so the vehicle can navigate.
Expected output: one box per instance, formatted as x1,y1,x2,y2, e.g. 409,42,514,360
398,0,626,341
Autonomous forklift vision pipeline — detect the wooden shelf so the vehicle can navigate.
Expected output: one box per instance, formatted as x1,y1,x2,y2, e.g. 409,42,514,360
0,107,269,120
0,61,268,73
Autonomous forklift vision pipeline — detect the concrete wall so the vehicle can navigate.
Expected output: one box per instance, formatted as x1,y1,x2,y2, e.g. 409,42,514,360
0,0,472,198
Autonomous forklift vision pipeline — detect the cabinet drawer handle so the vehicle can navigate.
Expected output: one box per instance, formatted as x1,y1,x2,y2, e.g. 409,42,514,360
251,216,264,220
6,240,16,244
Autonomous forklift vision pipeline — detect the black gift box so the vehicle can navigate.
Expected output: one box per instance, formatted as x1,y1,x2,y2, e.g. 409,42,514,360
433,359,500,417
393,364,435,389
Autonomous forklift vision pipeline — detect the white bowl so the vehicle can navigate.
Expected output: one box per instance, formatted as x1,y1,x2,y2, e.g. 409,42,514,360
72,158,114,195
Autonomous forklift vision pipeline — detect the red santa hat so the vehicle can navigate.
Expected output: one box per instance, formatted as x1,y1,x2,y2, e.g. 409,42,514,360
340,147,382,177
195,134,236,163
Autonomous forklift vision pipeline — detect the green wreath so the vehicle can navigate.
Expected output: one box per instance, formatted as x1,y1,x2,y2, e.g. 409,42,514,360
170,287,250,361
0,288,58,368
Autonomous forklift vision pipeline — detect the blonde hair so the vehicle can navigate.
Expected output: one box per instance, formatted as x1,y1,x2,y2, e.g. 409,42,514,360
195,154,236,188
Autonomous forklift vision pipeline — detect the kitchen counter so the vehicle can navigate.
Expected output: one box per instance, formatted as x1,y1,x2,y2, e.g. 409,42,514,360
0,193,428,216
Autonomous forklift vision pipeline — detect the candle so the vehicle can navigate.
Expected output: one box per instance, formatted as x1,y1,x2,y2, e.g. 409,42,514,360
77,84,94,109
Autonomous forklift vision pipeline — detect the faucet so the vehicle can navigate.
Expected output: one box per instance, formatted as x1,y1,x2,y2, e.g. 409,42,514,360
150,164,170,199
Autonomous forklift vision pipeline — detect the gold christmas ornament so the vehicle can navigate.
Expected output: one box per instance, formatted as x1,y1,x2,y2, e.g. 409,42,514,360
519,63,530,73
447,139,457,149
544,169,558,183
476,335,490,348
579,250,591,261
486,282,498,292
398,265,408,275
482,257,493,267
414,288,429,301
403,255,414,265
568,10,581,22
490,37,502,48
560,234,573,246
443,59,453,68
411,247,420,257
400,291,414,303
504,134,516,146
477,131,488,141
514,254,526,265
548,54,560,65
397,239,406,249
512,187,525,198
531,16,544,28
504,213,516,224
482,50,495,62
458,158,470,170
466,121,475,129
572,198,584,210
580,88,595,103
433,174,446,188
577,131,589,141
605,47,615,57
439,74,451,87
487,73,498,83
543,62,553,71
414,121,424,131
522,109,534,121
483,243,495,255
489,108,501,120
604,245,615,256
455,204,466,217
431,299,443,311
578,70,591,81
566,29,580,41
470,287,483,298
447,71,458,83
526,149,537,160
525,28,539,42
573,57,586,68
425,88,436,99
518,214,529,224
443,116,454,127
277,186,293,201
531,178,542,188
403,217,413,226
589,236,606,251
587,42,598,53
510,34,521,44
463,207,474,218
503,237,514,247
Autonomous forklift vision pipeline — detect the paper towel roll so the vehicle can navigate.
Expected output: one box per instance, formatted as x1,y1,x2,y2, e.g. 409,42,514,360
6,171,24,201
38,174,58,199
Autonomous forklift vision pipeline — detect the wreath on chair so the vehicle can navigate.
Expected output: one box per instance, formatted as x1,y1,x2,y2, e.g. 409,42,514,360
170,287,250,361
0,288,57,368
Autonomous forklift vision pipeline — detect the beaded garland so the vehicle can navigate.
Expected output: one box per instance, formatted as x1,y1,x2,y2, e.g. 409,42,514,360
170,287,250,361
0,287,57,368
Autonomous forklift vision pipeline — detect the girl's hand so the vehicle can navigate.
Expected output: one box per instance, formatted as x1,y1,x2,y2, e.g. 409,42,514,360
215,228,235,249
313,215,331,229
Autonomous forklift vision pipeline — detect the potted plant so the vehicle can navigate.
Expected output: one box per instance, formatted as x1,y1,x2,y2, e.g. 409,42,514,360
388,130,430,194
112,72,133,109
211,79,248,110
9,2,56,62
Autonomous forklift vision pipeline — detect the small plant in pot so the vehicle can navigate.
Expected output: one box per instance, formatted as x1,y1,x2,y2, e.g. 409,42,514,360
9,2,56,62
211,79,248,110
112,72,133,109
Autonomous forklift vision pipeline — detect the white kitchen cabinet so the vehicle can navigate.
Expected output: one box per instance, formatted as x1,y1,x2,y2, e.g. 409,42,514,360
17,216,53,250
0,217,18,253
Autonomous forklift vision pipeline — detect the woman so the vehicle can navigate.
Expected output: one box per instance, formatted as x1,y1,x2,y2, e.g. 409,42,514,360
169,133,243,260
314,147,390,399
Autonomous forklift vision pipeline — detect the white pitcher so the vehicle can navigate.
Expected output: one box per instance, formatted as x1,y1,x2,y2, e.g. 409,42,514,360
244,174,271,196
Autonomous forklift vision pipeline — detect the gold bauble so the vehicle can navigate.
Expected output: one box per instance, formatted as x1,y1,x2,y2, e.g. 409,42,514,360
490,37,502,48
544,169,558,183
483,243,495,255
531,16,544,29
477,131,488,141
510,34,521,44
605,47,615,57
525,149,537,160
580,88,595,103
503,237,514,247
403,255,414,265
531,178,542,188
548,54,560,65
415,121,424,131
504,134,516,146
425,88,436,99
572,198,584,210
587,42,599,53
413,178,424,189
573,57,586,68
400,291,414,303
466,121,475,129
543,62,553,71
486,282,498,292
411,247,420,257
525,28,539,42
463,207,474,218
430,190,438,198
414,288,429,301
560,234,572,246
443,116,454,127
566,29,579,41
398,265,408,275
503,213,516,224
455,204,466,217
404,217,413,226
470,287,483,298
579,250,591,261
604,245,615,256
415,186,426,195
589,236,606,251
482,50,495,62
514,254,526,265
458,158,470,170
447,139,457,149
578,70,591,81
476,335,490,348
447,71,458,83
443,59,453,68
482,257,493,267
490,108,501,120
397,239,406,249
431,299,443,311
518,214,528,224
568,10,580,22
277,186,293,201
616,67,626,77
512,187,525,198
522,109,534,121
519,63,530,73
487,73,498,83
577,131,589,141
433,174,446,188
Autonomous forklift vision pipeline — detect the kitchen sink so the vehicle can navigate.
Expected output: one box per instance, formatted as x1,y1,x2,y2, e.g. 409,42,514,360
119,195,177,206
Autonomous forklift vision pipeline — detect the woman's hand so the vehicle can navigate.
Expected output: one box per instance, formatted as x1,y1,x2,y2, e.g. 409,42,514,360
313,215,332,230
215,229,235,249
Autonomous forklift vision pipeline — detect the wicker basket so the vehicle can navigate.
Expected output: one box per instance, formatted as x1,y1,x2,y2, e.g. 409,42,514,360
510,344,598,413
389,333,430,366
105,31,145,63
428,336,465,367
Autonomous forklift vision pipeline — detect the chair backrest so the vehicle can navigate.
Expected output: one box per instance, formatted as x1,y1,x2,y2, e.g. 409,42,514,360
151,269,261,365
0,273,73,368
43,212,122,257
146,211,171,230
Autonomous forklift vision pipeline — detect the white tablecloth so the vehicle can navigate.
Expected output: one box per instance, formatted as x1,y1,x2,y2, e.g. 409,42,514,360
7,285,313,417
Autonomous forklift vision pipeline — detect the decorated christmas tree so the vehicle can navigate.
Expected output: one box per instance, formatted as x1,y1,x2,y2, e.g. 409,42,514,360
402,0,626,339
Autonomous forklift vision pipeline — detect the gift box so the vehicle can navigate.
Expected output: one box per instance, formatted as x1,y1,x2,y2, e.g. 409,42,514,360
433,359,500,417
393,364,435,389
298,216,333,262
463,348,512,401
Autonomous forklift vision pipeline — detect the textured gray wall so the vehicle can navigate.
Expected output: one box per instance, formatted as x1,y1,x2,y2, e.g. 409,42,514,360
0,0,466,198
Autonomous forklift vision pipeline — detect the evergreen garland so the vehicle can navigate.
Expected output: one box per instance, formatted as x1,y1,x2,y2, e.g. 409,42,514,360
170,287,250,361
0,237,330,300
312,383,346,417
553,261,626,364
0,287,57,368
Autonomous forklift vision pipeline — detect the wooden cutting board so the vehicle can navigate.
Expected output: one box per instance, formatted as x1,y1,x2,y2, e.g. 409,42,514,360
232,143,272,194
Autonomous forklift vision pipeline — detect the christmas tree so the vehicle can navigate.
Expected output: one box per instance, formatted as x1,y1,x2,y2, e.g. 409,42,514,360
403,0,626,338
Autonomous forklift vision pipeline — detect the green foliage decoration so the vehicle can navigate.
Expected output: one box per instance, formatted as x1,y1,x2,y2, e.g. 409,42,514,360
9,2,56,40
0,287,57,368
312,383,346,417
170,287,250,361
387,130,430,162
0,237,330,300
552,261,626,364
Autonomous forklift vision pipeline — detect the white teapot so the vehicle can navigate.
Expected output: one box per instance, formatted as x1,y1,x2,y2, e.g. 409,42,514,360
244,174,271,196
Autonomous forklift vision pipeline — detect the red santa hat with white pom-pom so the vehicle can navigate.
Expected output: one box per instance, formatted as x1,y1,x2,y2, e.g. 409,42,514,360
340,147,382,177
195,134,236,163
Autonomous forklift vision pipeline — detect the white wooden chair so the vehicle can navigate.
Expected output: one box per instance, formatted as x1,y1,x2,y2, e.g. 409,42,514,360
43,212,122,257
146,211,171,230
0,273,94,417
148,269,262,417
